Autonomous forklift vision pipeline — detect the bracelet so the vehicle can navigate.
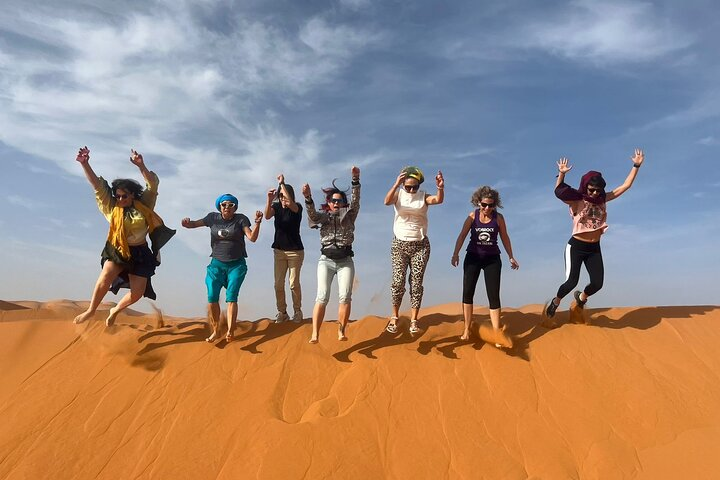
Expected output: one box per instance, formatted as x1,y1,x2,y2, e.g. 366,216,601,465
255,220,262,224
304,197,313,203
633,163,641,168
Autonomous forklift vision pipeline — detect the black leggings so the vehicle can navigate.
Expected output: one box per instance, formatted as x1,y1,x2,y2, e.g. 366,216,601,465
462,253,501,309
556,237,604,299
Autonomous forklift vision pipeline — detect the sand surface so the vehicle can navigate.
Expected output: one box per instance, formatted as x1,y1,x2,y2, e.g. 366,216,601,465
1,300,719,479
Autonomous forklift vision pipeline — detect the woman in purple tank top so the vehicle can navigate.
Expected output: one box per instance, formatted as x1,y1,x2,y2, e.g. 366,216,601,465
451,186,519,345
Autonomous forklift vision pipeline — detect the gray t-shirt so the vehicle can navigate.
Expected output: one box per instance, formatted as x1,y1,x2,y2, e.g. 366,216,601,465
203,212,251,261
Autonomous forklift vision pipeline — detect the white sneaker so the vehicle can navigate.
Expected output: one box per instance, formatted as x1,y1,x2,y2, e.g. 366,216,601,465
274,312,290,323
292,310,304,323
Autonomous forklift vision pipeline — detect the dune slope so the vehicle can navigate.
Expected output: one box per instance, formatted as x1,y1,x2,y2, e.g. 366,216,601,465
1,301,719,479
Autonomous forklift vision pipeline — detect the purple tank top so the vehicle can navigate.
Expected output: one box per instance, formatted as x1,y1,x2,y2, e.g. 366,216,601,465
467,209,501,256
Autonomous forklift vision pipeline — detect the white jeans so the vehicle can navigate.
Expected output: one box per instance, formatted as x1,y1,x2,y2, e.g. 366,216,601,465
315,255,355,304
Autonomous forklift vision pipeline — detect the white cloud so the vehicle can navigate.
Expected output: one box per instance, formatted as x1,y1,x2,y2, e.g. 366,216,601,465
698,136,719,146
515,0,694,65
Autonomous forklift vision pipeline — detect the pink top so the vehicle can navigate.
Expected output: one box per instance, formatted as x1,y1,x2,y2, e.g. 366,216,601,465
569,199,608,236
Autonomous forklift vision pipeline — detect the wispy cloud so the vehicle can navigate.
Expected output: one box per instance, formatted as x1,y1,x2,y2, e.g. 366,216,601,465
513,0,694,66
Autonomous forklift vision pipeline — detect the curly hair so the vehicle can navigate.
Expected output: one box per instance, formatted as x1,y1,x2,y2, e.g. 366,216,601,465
111,178,144,199
470,186,502,208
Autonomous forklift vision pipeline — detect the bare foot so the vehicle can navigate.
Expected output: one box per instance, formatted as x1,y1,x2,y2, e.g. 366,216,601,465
309,333,319,344
225,333,234,343
206,331,220,343
338,324,347,341
73,310,94,324
105,307,119,327
460,329,470,341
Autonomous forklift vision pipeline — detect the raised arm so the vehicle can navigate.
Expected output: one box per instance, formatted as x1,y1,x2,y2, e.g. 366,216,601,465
130,149,154,185
497,213,519,270
278,174,299,213
264,188,277,220
425,170,444,205
451,213,474,267
384,171,405,205
606,149,644,202
347,166,361,218
302,183,323,224
244,210,263,242
76,146,101,190
556,157,573,189
181,217,206,229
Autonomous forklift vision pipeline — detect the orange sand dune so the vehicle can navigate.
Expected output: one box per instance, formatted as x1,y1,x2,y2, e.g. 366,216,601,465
1,301,720,479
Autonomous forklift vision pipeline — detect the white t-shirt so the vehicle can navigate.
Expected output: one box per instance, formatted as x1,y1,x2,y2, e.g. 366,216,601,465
393,189,428,241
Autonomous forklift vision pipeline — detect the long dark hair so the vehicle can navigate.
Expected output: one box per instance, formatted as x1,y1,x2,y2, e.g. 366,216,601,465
320,179,348,211
112,178,144,199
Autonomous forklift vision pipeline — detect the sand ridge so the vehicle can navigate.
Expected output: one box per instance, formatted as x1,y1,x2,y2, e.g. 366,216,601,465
1,300,719,479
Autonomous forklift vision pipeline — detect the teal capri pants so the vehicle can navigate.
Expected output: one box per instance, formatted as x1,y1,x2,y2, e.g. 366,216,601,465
206,258,248,303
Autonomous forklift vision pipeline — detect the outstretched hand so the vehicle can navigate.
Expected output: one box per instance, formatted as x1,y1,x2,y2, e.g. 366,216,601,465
277,173,285,184
302,183,311,198
436,170,444,189
557,157,573,174
631,148,644,166
76,146,90,165
181,217,192,228
130,149,144,167
351,165,360,179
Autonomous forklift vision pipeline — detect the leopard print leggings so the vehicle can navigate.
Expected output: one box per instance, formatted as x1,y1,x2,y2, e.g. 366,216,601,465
390,236,431,309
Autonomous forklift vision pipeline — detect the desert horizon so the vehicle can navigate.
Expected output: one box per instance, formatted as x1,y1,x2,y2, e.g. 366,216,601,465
2,299,719,479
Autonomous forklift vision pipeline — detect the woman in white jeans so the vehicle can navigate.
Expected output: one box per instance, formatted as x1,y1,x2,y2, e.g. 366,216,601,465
302,166,360,343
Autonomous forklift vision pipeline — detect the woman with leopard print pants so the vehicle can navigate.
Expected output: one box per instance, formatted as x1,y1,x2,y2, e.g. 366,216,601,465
383,166,444,334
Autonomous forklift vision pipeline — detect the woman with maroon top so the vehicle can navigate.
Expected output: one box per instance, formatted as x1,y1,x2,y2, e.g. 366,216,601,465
543,149,645,325
451,186,519,344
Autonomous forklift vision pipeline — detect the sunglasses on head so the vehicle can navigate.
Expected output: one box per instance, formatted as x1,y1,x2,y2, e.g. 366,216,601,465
220,202,236,209
480,202,495,208
115,193,129,200
404,184,419,192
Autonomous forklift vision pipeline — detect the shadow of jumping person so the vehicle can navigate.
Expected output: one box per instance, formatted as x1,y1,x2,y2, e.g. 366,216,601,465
136,321,208,355
333,313,456,363
239,318,306,354
589,305,718,330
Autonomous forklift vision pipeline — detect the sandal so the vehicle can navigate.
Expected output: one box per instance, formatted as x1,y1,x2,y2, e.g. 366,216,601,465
409,320,419,334
386,317,398,334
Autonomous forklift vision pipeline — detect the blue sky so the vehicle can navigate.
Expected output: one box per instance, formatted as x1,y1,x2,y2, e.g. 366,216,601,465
1,0,718,320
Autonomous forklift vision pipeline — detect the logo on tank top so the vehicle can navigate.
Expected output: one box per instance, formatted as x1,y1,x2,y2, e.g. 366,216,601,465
475,227,494,244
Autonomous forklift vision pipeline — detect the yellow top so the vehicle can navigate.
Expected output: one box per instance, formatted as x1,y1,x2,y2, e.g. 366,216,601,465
95,173,159,246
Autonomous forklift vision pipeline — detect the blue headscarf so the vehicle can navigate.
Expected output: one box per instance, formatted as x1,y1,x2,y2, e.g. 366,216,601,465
215,193,238,211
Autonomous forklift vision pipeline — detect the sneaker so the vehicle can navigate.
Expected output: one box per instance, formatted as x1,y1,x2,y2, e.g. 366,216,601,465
573,290,586,308
292,310,303,323
274,312,290,323
544,299,559,318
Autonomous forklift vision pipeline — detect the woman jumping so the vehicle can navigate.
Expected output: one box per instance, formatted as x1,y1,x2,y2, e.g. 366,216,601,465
543,149,645,325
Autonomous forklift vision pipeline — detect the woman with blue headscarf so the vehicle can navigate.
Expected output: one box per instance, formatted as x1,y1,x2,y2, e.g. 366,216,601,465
182,194,263,342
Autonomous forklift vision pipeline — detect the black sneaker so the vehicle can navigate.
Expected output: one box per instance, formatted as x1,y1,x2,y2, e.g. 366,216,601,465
544,299,559,318
573,291,586,308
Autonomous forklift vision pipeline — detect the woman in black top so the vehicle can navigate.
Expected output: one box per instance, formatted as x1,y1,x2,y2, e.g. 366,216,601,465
264,174,305,323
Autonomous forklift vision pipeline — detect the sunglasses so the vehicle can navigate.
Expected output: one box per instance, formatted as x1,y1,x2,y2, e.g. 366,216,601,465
480,202,495,208
404,184,419,192
587,187,602,194
115,194,129,200
220,202,236,209
329,198,344,204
